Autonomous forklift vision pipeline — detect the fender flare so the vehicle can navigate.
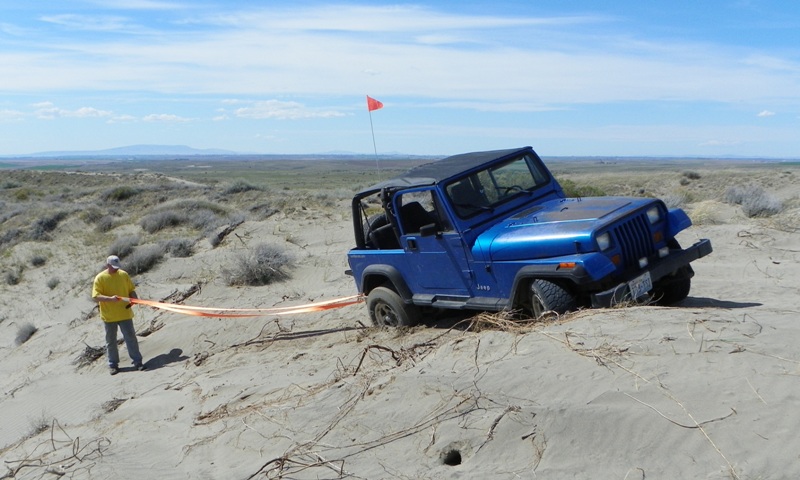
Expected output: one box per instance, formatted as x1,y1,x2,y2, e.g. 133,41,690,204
360,264,413,301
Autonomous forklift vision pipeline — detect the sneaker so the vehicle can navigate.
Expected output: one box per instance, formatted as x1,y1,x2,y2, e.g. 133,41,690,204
135,363,147,371
109,366,120,375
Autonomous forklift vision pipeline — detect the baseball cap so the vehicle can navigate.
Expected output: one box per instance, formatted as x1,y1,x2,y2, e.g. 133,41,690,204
107,255,122,270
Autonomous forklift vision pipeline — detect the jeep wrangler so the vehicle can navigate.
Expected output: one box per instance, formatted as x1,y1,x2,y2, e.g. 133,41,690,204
347,147,712,326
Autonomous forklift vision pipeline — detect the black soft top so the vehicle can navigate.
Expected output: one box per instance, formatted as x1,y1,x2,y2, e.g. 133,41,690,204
356,147,532,196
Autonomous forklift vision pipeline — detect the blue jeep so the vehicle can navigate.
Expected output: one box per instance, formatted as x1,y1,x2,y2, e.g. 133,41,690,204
347,147,712,326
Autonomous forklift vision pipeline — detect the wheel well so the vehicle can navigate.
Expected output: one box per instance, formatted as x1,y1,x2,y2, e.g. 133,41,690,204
363,275,402,298
510,277,581,313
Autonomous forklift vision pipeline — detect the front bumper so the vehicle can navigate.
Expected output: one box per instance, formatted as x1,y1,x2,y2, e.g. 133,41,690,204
591,238,712,308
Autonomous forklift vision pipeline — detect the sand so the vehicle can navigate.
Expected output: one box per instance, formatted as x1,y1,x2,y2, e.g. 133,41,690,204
1,172,799,480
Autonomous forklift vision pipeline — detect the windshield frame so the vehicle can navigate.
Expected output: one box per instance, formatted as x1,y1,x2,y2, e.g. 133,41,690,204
444,153,550,218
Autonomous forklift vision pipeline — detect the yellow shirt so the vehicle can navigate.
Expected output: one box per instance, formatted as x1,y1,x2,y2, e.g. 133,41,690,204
92,269,136,323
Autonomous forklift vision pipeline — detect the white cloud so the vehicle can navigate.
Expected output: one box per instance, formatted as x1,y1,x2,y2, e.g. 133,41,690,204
39,14,135,32
234,100,345,120
88,0,186,10
0,109,25,122
143,113,190,122
31,102,112,119
757,110,775,117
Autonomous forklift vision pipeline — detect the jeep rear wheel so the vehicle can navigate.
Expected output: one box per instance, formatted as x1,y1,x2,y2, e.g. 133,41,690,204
531,280,577,319
367,286,421,327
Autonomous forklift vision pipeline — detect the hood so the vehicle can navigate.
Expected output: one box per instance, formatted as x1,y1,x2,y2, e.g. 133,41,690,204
474,196,655,261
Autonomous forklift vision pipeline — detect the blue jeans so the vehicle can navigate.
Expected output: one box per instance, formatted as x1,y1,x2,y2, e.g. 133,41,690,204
104,319,143,367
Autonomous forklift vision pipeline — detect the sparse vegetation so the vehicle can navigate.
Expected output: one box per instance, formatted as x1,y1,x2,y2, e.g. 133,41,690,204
47,277,60,290
30,254,47,267
223,243,294,286
558,179,607,197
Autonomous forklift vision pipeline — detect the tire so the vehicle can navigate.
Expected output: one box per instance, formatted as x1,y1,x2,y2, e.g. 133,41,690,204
531,279,577,318
652,268,692,305
363,213,389,245
367,286,421,327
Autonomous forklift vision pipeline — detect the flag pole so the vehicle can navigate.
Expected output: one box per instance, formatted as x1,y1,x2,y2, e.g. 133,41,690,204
368,108,379,172
366,95,384,173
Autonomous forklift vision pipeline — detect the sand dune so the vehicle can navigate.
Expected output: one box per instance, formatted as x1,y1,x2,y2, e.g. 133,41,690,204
1,164,798,479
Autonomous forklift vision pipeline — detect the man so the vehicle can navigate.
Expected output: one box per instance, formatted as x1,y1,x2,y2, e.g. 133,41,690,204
92,255,146,375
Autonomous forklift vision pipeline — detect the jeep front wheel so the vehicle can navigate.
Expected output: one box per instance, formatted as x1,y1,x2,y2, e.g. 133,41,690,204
531,279,577,319
367,286,421,327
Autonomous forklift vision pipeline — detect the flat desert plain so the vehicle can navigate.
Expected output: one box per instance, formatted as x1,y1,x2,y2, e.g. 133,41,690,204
0,157,798,479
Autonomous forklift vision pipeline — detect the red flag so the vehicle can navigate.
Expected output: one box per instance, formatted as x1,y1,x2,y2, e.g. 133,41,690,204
366,95,384,112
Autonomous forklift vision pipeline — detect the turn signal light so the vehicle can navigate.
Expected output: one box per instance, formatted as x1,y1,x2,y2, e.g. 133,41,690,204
558,262,576,270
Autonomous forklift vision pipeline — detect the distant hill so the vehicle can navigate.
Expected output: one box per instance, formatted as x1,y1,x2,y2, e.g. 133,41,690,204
23,144,239,157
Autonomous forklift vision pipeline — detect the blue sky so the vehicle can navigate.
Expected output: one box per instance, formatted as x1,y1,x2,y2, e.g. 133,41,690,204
1,0,798,157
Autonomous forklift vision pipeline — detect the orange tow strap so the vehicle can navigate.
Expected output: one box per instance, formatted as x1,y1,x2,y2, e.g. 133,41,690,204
125,295,364,318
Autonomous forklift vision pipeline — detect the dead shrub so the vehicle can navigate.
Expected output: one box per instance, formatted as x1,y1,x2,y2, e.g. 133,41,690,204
165,238,194,257
109,236,140,258
125,244,166,274
140,210,186,233
724,185,784,217
101,185,140,201
15,322,37,345
223,243,294,286
29,211,69,241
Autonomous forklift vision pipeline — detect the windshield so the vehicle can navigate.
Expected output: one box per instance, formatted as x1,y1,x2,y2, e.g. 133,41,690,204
445,153,550,217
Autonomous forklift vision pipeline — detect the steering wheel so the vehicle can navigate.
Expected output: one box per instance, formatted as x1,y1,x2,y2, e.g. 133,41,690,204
502,185,524,195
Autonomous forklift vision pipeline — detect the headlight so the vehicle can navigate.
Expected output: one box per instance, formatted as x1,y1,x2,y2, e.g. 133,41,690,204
596,232,611,251
646,206,661,224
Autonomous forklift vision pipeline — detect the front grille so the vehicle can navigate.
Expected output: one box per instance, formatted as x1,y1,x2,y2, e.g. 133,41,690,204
613,214,655,269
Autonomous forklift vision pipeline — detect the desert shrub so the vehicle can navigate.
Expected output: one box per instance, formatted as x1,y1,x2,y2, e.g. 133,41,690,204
125,244,166,274
207,230,223,248
250,202,278,220
223,180,262,194
30,255,47,267
4,268,21,285
1,181,21,189
0,228,22,250
724,185,784,218
165,238,194,257
140,210,186,233
559,179,607,197
661,191,691,209
109,236,140,258
96,215,116,232
223,243,294,286
15,322,37,345
682,171,702,180
102,186,140,201
14,188,31,201
0,205,24,224
29,211,69,241
162,199,228,215
25,412,51,439
188,209,223,231
47,277,60,290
